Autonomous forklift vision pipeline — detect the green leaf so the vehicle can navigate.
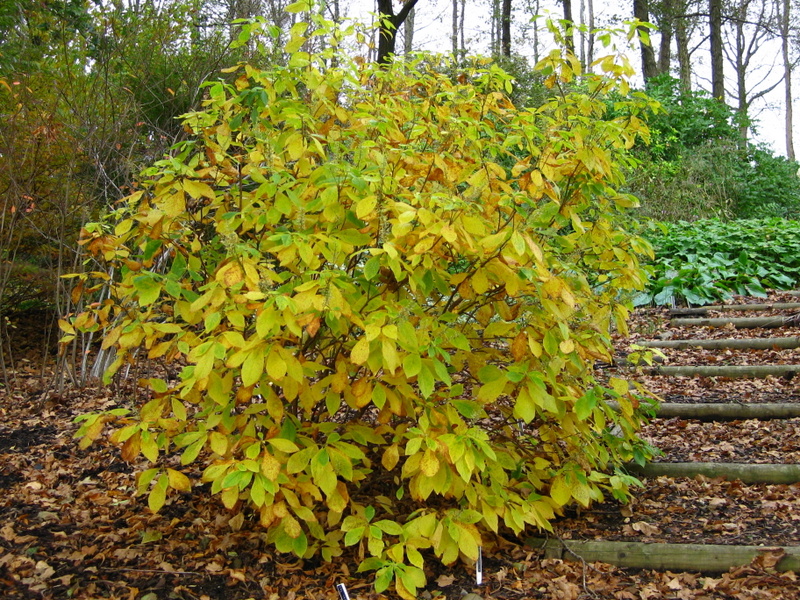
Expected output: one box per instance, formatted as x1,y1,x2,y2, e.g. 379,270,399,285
133,275,161,306
148,474,169,512
402,352,421,378
285,0,310,12
575,390,597,421
418,363,435,398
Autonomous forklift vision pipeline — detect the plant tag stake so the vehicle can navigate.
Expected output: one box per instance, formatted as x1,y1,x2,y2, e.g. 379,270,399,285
335,583,351,600
476,546,483,585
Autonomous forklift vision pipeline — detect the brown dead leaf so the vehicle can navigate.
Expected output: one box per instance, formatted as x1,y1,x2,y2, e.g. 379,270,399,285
631,521,662,536
436,573,455,587
752,548,786,570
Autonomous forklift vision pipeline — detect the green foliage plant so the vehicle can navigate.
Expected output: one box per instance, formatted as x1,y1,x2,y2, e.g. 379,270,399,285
627,75,800,222
638,218,800,306
64,11,656,598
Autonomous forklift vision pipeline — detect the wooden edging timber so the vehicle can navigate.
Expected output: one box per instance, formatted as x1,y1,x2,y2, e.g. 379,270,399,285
609,402,800,420
646,364,800,378
526,538,800,573
670,316,800,329
623,462,800,484
670,302,800,316
638,336,800,350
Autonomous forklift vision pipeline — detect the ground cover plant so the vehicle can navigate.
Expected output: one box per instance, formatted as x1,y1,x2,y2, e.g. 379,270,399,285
61,13,657,598
637,218,800,307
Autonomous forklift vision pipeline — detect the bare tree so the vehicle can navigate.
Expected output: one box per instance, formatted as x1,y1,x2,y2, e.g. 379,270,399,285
723,0,782,144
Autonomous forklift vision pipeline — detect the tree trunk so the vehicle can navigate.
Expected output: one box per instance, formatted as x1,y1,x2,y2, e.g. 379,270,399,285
709,0,725,99
527,538,800,573
639,336,800,350
579,0,586,66
459,0,465,57
647,364,800,378
657,0,675,74
376,0,421,64
633,0,658,82
624,461,800,484
586,0,594,67
562,0,575,53
403,4,414,55
452,0,459,58
670,315,800,328
501,0,512,56
734,5,749,145
675,2,691,91
781,0,795,159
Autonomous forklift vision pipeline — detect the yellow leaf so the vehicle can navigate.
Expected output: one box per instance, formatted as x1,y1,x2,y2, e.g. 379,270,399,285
382,444,400,471
266,347,287,381
461,216,485,236
420,449,439,477
148,475,168,513
511,331,527,362
283,514,302,538
471,269,489,294
559,339,575,354
167,468,191,492
477,375,507,404
216,262,244,287
261,452,282,481
209,431,228,456
350,337,370,364
381,338,400,374
550,475,572,506
182,179,216,200
241,348,264,387
355,195,377,219
285,133,305,161
221,485,239,509
161,190,186,217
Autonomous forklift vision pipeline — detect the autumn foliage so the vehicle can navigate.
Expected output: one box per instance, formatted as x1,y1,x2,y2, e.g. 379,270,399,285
64,15,657,598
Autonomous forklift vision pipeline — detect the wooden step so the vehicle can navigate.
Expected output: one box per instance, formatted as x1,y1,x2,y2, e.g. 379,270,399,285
526,538,800,573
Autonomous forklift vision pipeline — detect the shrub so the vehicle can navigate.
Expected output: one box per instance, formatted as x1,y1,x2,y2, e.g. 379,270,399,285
64,15,655,598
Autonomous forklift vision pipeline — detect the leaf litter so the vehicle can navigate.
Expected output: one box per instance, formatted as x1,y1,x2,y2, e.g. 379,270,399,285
1,297,800,599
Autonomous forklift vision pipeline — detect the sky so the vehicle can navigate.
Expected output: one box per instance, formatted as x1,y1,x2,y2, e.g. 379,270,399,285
343,0,796,157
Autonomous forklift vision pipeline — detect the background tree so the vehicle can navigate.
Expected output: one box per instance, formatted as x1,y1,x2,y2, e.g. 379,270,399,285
376,0,422,63
634,0,659,81
501,0,512,56
723,0,782,145
402,2,415,55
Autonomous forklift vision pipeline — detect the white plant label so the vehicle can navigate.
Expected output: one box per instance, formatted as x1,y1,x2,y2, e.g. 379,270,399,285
335,583,351,600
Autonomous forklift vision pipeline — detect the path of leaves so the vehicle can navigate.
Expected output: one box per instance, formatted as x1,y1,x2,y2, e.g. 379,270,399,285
1,299,799,599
